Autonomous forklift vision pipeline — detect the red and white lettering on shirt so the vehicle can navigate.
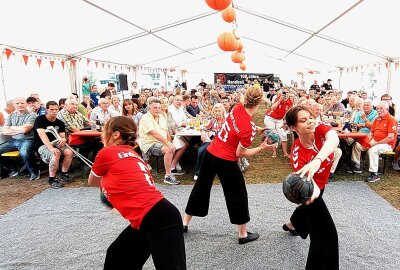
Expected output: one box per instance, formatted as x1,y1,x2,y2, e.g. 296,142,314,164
91,145,164,229
290,124,334,189
265,97,293,120
208,103,256,161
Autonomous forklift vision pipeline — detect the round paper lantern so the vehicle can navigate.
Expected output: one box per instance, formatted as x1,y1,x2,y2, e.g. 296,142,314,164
236,41,244,52
217,32,239,51
221,6,236,23
205,0,232,11
240,63,246,71
231,51,245,63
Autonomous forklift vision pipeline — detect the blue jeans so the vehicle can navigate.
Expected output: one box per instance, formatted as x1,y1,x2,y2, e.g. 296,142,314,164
194,142,210,176
0,139,37,175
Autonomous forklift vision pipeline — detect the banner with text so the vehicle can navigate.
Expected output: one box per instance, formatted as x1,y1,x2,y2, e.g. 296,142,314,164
214,73,274,91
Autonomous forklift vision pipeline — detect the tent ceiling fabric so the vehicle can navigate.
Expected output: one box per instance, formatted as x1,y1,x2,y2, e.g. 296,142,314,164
1,0,399,73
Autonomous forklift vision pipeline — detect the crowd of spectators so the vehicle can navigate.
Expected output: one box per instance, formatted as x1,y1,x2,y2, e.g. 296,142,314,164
0,77,399,187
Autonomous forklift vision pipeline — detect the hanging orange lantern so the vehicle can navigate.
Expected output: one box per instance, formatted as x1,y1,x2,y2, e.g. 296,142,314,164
231,51,245,63
240,63,246,71
236,41,243,52
204,0,232,11
217,32,239,51
221,6,236,23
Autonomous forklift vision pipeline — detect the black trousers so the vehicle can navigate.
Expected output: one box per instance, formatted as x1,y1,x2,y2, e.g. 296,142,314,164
290,190,339,270
185,150,250,225
104,198,186,270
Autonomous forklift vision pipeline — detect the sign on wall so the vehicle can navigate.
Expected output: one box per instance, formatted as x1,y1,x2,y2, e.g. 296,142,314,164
214,73,274,91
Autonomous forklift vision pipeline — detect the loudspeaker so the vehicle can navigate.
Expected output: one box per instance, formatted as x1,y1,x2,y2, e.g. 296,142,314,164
117,74,128,91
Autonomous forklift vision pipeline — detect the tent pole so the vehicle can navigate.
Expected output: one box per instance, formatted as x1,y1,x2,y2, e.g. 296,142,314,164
386,61,392,94
164,70,167,91
339,68,343,91
68,59,78,94
0,51,7,106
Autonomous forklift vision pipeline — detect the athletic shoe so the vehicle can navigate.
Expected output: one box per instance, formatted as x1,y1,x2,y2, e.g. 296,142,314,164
30,170,40,181
282,224,299,236
175,162,182,171
193,175,198,181
183,225,188,233
239,163,245,172
392,162,400,171
171,168,185,175
60,173,72,183
164,175,180,185
242,158,250,168
8,170,19,177
366,173,380,183
238,232,259,244
347,165,362,174
49,179,64,189
328,173,334,181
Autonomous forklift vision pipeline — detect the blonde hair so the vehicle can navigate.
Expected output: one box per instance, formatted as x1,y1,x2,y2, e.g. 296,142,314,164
243,86,263,108
211,103,226,116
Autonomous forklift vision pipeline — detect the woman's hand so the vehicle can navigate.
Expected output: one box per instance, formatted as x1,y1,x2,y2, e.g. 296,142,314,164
256,125,267,134
259,139,277,151
304,180,321,205
295,158,322,181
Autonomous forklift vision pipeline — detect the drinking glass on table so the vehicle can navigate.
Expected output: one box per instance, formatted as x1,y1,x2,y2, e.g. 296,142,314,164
89,120,96,131
195,119,201,130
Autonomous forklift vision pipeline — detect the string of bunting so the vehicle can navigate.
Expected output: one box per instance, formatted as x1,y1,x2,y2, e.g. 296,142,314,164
204,0,246,71
1,47,188,75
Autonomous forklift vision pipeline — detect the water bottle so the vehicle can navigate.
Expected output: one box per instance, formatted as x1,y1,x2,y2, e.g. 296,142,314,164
95,115,101,131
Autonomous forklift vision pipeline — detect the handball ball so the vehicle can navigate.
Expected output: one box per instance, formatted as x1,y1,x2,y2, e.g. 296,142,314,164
262,129,280,145
282,173,314,204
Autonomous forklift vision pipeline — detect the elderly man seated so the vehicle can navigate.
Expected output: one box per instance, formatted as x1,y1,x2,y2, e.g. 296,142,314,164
90,98,119,123
34,101,73,189
327,95,345,118
352,99,378,134
0,97,39,180
350,101,398,182
168,94,187,128
58,98,101,166
27,96,46,116
139,99,187,185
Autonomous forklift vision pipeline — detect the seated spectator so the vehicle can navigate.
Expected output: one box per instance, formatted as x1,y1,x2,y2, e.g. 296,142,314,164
327,96,345,118
350,97,364,123
130,81,140,98
360,91,368,100
0,97,39,180
0,100,15,132
182,95,193,118
210,90,220,105
81,94,95,116
311,103,324,126
168,95,187,128
353,100,378,133
34,101,73,189
59,98,66,110
70,94,88,118
90,98,119,123
186,95,201,117
350,102,398,182
30,93,43,106
392,142,400,171
110,96,122,115
27,97,46,116
90,85,100,106
100,82,115,99
122,99,143,127
194,103,225,180
381,94,395,116
139,99,186,185
221,96,231,113
57,98,90,134
139,93,148,113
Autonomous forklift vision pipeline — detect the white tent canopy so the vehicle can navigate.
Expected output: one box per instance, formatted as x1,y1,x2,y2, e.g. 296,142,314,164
0,0,399,105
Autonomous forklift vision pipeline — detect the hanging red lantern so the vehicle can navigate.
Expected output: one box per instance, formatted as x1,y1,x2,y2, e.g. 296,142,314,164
236,41,244,52
221,6,236,23
231,51,245,63
204,0,232,11
240,63,246,71
217,32,239,51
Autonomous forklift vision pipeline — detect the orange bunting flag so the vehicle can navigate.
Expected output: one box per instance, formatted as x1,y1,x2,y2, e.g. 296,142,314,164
108,64,111,69
128,66,131,72
385,62,389,69
102,63,105,69
37,58,42,67
70,59,76,68
395,62,399,70
49,60,55,69
4,48,12,60
87,59,90,66
95,61,98,68
114,65,117,71
61,60,65,69
22,55,29,66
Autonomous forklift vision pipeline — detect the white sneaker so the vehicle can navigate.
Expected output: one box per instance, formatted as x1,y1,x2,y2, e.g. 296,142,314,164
238,163,245,172
176,162,182,171
392,162,400,171
242,158,250,168
164,175,180,185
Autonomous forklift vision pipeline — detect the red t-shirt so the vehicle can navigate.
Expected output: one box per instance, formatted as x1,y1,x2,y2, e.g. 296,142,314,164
265,96,293,120
91,145,164,229
207,103,256,161
290,124,334,189
371,113,398,149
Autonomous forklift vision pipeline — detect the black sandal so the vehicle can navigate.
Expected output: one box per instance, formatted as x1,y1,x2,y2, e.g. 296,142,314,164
282,224,299,236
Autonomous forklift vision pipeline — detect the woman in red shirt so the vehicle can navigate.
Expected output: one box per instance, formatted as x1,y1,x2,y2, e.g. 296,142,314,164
283,106,339,270
183,87,275,244
88,116,186,270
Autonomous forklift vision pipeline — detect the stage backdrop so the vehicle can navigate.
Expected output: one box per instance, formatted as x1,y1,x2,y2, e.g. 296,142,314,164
214,73,274,91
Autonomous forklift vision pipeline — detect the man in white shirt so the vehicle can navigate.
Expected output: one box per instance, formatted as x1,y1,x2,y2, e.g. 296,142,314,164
0,100,15,132
168,95,187,128
90,98,119,123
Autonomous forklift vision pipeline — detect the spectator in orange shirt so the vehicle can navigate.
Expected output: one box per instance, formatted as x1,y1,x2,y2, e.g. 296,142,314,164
350,101,398,182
